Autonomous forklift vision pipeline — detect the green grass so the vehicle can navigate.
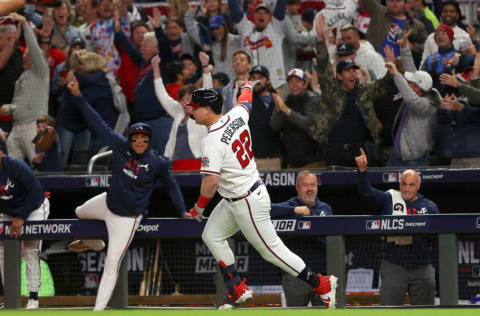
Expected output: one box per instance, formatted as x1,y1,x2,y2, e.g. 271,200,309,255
1,309,480,316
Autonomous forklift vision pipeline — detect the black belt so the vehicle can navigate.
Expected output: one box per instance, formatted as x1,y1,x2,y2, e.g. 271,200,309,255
223,179,262,203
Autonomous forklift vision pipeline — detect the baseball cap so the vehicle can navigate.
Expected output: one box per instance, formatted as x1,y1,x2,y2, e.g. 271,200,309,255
404,71,433,92
209,15,226,29
336,59,359,74
287,68,306,82
435,24,454,42
70,37,86,49
255,3,272,14
249,65,270,78
336,42,355,57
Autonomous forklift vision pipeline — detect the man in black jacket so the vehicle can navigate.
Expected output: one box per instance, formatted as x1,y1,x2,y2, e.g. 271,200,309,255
248,65,282,170
271,68,323,168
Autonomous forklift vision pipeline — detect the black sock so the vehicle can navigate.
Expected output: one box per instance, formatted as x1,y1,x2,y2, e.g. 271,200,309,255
297,266,320,288
218,261,241,295
29,292,38,300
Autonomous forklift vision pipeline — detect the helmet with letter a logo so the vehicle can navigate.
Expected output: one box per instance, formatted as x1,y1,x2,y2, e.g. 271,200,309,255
186,88,223,114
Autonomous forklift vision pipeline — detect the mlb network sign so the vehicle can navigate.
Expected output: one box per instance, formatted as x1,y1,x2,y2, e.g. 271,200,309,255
0,223,72,236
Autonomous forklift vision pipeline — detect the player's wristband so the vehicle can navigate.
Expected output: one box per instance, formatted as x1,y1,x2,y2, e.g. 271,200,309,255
196,194,211,209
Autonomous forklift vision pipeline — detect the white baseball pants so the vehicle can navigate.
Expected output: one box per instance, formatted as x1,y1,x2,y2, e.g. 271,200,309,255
202,184,306,276
75,192,141,311
0,198,50,293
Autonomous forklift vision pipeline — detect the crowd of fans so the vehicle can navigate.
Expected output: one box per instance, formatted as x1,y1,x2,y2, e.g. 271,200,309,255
1,0,480,172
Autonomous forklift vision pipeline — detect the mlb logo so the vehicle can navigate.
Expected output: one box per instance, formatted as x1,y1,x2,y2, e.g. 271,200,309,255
0,223,3,234
383,173,398,183
85,177,100,187
201,156,210,168
366,220,380,230
298,221,311,230
316,174,322,185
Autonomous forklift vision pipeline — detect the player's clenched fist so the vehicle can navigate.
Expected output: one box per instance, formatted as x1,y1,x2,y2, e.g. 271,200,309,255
189,204,204,222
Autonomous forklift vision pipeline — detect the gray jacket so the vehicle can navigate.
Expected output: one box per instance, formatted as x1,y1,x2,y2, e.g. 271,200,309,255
393,47,441,160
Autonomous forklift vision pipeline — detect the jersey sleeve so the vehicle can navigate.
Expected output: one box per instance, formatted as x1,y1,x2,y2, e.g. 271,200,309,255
230,84,253,122
199,134,224,176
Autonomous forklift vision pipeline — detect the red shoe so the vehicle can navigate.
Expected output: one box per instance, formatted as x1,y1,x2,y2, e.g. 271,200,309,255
227,278,253,305
313,274,338,309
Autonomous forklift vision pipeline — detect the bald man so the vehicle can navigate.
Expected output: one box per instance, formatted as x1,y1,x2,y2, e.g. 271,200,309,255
355,148,439,306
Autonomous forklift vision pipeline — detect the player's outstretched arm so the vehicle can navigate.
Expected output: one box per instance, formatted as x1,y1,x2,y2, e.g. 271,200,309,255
0,0,25,17
188,175,219,222
235,81,260,114
356,148,390,208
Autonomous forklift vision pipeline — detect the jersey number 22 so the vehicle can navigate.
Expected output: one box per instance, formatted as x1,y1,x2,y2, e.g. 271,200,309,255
232,130,254,169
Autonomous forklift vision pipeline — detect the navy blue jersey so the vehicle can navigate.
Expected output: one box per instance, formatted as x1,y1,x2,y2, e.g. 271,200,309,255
68,92,187,217
358,171,439,268
271,197,333,219
0,156,45,220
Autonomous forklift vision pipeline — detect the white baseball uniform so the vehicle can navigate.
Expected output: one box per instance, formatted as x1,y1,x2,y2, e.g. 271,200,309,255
74,192,141,311
236,16,287,89
200,91,306,277
313,0,358,60
0,198,50,293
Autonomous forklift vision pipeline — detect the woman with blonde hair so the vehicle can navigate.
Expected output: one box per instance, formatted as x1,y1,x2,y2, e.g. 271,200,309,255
169,0,189,21
72,51,119,150
56,50,119,164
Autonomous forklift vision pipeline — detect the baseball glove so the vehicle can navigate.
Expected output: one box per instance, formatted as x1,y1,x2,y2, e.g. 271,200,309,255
32,127,56,152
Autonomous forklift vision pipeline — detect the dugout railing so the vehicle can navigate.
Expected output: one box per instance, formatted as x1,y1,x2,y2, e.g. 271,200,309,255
1,215,479,309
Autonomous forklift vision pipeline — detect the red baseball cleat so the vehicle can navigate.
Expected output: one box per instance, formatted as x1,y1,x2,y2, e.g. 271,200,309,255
218,278,252,309
313,274,338,309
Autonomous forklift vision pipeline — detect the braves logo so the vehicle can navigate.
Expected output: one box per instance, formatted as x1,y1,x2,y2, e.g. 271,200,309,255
0,178,14,200
243,36,273,50
125,158,149,174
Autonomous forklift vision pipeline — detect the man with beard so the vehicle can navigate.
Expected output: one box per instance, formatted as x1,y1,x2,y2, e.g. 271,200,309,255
248,65,282,170
271,68,324,168
422,1,471,63
270,170,332,307
360,0,427,63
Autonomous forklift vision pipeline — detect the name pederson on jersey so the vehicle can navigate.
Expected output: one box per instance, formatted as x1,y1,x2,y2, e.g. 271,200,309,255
200,90,259,198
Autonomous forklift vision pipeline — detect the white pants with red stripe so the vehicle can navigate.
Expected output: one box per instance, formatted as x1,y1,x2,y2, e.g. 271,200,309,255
75,192,141,311
202,184,306,277
0,198,50,293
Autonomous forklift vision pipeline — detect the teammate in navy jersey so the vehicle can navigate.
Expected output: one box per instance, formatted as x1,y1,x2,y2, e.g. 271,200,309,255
0,148,50,309
65,71,187,311
355,148,439,305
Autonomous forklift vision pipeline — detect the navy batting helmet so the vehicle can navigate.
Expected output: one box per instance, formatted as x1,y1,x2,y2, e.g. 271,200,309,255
127,123,152,140
187,88,223,114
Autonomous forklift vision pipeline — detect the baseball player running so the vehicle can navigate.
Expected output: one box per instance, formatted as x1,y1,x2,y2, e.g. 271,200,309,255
0,147,50,309
65,72,187,311
187,83,337,309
